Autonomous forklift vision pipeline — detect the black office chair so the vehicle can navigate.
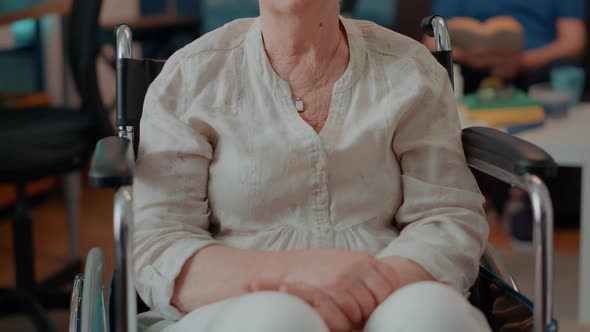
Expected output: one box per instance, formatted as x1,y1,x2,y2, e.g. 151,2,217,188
71,17,559,332
0,0,112,316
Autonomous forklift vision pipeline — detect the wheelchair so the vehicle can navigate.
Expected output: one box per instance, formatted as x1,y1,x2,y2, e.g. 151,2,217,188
69,16,559,332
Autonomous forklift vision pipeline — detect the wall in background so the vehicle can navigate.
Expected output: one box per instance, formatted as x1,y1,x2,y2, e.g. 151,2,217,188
0,51,37,92
0,0,138,105
0,18,38,92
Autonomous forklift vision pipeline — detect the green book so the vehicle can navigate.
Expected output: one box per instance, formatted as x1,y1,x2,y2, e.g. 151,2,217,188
459,90,541,111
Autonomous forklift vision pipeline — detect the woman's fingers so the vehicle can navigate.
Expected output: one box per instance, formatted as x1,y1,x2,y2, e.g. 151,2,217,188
253,279,372,327
347,260,397,321
346,280,377,322
360,268,391,305
279,283,353,332
324,286,364,327
373,260,401,292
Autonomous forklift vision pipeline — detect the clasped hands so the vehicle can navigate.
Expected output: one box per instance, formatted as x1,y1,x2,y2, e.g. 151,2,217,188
245,249,400,332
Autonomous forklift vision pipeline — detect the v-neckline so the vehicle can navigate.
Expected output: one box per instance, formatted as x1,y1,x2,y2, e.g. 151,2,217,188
287,83,339,137
249,17,366,139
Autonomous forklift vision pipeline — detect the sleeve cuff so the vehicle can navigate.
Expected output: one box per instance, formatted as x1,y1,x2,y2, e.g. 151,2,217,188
376,236,479,294
135,237,222,320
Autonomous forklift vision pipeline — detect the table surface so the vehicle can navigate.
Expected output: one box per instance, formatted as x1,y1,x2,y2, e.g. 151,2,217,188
517,105,590,165
0,0,71,26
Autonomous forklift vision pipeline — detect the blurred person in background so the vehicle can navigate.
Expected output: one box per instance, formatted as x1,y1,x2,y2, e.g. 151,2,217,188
425,0,587,244
426,0,587,93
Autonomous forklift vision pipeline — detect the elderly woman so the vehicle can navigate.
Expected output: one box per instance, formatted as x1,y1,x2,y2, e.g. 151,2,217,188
133,1,491,331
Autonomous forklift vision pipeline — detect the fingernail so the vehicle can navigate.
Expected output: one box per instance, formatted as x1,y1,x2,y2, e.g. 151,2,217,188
312,296,321,307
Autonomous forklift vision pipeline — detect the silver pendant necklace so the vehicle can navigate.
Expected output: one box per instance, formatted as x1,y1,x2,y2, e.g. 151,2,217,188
295,97,305,112
293,32,343,113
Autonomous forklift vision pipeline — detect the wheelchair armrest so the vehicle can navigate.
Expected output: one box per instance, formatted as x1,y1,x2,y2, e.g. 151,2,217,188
462,127,558,182
89,136,135,188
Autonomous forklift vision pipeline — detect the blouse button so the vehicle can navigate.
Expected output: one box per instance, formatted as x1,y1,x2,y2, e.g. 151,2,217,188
317,193,328,204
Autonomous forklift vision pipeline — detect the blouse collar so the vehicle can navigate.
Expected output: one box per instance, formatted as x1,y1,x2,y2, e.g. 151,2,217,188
245,16,367,100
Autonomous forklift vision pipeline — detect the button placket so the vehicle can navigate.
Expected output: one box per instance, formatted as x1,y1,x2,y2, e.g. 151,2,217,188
312,137,332,236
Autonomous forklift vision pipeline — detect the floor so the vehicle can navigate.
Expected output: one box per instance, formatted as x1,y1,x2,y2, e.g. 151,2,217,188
0,180,588,331
0,183,115,288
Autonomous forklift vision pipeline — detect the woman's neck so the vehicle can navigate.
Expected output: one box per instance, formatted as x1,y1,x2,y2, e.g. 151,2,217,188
259,3,348,91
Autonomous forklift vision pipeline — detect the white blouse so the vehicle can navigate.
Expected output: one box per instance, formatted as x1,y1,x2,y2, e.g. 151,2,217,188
133,17,489,325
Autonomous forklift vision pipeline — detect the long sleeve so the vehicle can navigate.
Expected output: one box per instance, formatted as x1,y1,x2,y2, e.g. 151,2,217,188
133,59,221,320
377,55,489,294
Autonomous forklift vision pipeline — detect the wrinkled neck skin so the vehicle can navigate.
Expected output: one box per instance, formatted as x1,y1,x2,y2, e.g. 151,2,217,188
258,0,348,91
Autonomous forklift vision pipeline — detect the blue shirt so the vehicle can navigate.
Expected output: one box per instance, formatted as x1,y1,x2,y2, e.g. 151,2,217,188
431,0,587,50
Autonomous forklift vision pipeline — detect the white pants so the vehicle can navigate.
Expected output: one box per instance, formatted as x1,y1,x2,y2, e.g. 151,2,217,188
165,281,492,332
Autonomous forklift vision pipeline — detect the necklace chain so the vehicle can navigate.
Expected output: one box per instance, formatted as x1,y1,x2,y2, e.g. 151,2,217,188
294,31,343,112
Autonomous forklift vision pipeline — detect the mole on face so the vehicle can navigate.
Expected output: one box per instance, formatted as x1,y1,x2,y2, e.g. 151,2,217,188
319,22,324,27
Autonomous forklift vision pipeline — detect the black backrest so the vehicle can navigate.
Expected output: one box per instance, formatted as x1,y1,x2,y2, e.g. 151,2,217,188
116,58,166,154
67,0,113,139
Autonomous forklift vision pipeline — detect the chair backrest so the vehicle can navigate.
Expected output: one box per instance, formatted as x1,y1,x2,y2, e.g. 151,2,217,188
67,0,113,139
116,58,166,154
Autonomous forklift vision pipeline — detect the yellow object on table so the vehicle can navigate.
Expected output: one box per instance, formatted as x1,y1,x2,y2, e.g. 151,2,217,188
458,104,545,127
458,90,546,129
